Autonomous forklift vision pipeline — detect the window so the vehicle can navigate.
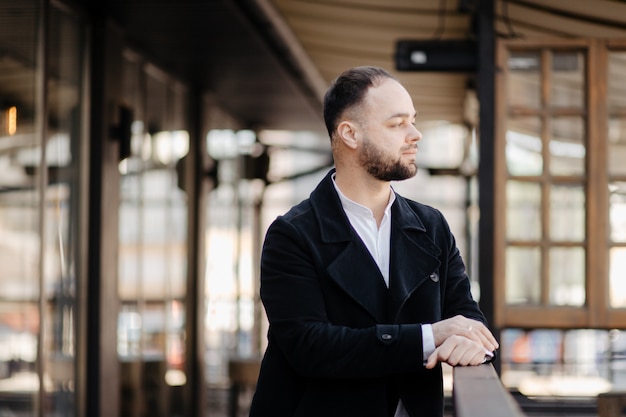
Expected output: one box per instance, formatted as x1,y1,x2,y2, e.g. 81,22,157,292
0,1,88,415
495,40,626,328
117,52,190,416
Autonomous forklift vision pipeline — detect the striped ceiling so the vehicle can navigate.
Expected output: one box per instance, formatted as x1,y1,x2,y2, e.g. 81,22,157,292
268,0,626,125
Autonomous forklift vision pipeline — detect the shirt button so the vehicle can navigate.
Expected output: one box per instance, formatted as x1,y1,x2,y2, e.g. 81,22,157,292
429,273,439,282
382,334,393,340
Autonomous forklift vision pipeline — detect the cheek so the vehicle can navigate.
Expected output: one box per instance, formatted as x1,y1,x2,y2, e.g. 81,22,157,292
373,130,402,148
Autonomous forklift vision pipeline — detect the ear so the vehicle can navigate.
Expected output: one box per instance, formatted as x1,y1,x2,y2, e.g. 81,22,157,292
336,121,359,150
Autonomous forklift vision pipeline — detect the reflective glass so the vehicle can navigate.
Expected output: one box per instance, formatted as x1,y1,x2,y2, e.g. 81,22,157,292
507,51,541,109
608,117,626,176
608,52,626,112
506,247,541,305
501,329,620,397
549,247,585,306
610,247,626,308
119,172,142,300
550,117,585,176
610,182,626,243
506,180,542,241
550,184,585,242
608,51,626,176
117,57,189,416
551,51,585,108
0,0,40,413
506,117,543,176
43,7,86,414
205,183,241,383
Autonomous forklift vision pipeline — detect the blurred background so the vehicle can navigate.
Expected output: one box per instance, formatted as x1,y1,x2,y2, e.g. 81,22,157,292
0,0,626,416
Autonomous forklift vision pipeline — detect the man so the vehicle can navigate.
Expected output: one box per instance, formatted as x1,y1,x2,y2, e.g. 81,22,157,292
249,66,498,417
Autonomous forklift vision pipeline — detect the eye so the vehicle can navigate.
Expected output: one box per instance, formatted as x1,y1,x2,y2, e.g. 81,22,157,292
388,117,415,128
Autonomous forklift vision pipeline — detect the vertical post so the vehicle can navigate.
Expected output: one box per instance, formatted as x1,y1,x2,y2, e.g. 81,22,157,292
183,88,207,417
87,18,123,417
75,17,92,417
476,0,498,366
35,1,48,416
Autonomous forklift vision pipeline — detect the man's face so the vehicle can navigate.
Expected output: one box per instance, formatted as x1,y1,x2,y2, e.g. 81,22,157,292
356,78,422,181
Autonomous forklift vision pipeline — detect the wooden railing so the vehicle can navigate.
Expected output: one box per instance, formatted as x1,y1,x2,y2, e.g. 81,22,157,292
453,363,526,417
228,360,527,417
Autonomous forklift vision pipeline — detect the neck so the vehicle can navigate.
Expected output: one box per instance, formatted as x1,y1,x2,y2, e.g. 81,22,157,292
334,168,391,225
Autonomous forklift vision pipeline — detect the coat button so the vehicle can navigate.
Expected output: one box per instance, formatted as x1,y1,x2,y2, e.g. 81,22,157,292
381,334,393,340
429,273,439,282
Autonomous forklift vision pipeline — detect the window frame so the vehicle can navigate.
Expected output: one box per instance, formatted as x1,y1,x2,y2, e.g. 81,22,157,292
495,38,626,329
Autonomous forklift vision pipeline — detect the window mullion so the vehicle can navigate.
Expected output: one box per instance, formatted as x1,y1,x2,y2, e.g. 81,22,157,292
587,39,609,327
540,48,551,306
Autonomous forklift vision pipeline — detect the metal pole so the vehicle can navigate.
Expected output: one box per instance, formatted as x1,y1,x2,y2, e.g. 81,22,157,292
476,0,498,369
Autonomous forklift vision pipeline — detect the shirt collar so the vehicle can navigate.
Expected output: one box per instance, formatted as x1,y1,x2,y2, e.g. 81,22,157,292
331,173,396,219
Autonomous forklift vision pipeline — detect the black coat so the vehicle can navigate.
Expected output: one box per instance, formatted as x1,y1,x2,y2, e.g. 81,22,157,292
249,170,487,417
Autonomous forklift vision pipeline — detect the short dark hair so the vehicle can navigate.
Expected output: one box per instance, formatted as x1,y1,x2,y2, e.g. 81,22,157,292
323,66,396,139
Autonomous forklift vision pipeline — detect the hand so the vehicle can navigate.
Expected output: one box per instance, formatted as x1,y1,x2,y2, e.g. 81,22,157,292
431,315,499,353
425,335,487,369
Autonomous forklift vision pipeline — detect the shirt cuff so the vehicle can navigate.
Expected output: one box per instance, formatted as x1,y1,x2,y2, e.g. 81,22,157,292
482,350,495,363
422,323,436,362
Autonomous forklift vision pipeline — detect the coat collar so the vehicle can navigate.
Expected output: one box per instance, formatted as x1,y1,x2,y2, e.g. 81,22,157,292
309,169,355,243
310,170,442,321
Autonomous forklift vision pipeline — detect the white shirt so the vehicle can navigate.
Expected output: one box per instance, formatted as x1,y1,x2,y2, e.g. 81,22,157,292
332,177,435,417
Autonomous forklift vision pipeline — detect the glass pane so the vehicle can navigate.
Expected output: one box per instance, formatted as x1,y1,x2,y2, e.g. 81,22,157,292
506,117,543,176
507,181,542,241
610,181,626,243
44,6,86,414
119,177,141,300
507,51,541,109
550,184,585,242
118,58,189,417
550,117,585,176
506,247,541,305
610,247,626,308
146,68,168,135
501,329,617,397
608,117,626,176
608,52,626,112
0,302,39,384
551,51,585,108
122,53,145,123
0,0,40,414
549,247,585,306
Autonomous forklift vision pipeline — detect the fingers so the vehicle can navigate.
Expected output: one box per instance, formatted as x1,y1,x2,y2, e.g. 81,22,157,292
428,316,499,369
432,315,499,352
426,350,439,369
425,335,487,369
467,322,499,352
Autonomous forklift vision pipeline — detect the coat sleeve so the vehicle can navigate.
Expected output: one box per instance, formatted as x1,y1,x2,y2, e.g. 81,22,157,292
436,210,488,325
260,216,427,379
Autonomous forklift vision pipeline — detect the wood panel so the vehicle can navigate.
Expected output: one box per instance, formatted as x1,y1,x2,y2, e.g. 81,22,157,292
454,364,526,417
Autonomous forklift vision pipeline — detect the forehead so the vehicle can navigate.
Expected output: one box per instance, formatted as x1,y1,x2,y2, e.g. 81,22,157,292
363,78,415,118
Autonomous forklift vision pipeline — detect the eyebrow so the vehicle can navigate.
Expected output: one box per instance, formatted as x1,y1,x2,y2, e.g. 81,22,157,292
387,111,417,120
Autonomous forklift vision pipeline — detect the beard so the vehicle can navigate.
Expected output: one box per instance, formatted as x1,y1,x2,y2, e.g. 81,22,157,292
358,136,418,181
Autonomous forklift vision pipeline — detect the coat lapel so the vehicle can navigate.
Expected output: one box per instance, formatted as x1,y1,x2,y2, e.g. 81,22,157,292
388,197,442,320
311,170,388,322
327,240,388,322
309,171,443,323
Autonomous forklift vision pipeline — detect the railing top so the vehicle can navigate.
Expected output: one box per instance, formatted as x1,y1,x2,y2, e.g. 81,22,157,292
453,364,526,417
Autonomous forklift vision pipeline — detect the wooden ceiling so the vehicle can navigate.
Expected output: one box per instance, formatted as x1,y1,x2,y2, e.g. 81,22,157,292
1,0,626,135
267,0,626,127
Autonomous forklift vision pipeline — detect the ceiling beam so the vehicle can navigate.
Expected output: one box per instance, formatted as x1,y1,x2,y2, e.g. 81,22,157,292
239,0,328,102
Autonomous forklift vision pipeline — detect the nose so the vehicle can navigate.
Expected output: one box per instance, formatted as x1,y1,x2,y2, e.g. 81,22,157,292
408,125,422,143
